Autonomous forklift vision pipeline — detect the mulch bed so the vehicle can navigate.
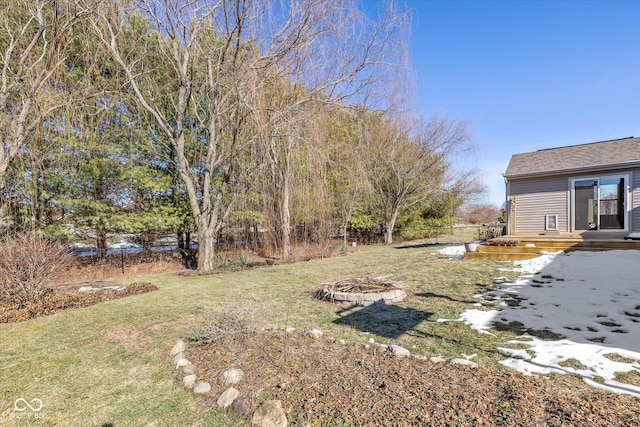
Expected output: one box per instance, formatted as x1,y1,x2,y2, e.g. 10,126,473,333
0,282,158,323
189,330,640,426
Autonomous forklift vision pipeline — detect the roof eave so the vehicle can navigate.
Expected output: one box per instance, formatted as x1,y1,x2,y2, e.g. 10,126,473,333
504,160,640,180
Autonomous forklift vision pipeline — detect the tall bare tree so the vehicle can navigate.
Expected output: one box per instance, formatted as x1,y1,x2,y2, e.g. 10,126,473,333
88,0,257,270
0,0,80,200
250,1,406,262
361,115,472,244
88,0,406,269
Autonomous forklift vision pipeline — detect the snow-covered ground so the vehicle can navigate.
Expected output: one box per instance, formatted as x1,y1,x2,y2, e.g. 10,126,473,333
432,244,466,259
69,239,198,257
436,245,640,397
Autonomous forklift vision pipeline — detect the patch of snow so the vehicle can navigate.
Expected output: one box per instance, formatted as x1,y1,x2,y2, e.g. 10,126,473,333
70,239,198,257
109,241,143,250
455,249,640,398
434,245,465,259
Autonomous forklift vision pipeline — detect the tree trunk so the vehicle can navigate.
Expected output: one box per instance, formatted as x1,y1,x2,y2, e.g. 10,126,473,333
96,227,107,259
196,218,216,271
281,175,292,263
384,210,399,245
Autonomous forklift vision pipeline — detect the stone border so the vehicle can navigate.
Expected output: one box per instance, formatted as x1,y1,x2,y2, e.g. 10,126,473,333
318,286,406,307
167,329,478,425
168,338,288,426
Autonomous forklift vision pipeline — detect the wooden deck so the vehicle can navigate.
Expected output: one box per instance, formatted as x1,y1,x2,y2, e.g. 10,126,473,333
464,232,640,261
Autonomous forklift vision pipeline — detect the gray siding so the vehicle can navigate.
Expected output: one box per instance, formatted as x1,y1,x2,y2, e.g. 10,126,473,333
508,168,640,234
509,177,569,234
632,169,640,232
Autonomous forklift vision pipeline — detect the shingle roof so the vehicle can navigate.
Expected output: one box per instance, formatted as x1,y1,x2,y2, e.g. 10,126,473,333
504,137,640,178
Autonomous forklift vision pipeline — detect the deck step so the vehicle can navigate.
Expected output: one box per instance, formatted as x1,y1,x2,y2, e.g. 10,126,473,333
476,245,559,254
463,237,640,261
464,252,542,261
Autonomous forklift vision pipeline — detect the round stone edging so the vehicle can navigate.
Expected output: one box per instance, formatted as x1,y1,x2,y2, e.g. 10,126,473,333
168,337,290,426
167,329,478,423
318,286,407,306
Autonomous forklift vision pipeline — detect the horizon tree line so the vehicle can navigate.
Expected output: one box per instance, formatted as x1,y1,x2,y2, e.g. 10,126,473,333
1,0,481,271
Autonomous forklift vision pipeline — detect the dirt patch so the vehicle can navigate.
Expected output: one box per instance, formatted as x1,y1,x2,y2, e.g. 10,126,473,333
51,252,185,285
0,282,158,323
188,331,640,426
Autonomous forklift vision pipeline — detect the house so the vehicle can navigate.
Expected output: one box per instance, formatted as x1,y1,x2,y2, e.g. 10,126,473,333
503,137,640,237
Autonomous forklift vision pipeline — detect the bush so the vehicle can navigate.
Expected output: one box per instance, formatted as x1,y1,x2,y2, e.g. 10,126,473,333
0,234,73,308
396,213,453,240
192,305,257,348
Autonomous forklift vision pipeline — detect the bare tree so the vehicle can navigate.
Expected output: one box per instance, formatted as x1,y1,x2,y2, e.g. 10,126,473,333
88,0,406,269
88,0,260,270
249,1,407,262
461,203,501,225
0,0,80,200
361,115,472,244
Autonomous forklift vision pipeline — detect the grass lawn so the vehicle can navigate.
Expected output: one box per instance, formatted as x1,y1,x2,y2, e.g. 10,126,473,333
1,233,530,426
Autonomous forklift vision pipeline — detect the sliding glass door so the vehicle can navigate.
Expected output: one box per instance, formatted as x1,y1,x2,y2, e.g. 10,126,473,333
573,176,627,231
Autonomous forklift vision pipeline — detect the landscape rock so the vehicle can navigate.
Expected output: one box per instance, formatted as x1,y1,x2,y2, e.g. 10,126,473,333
221,367,244,386
170,352,184,365
175,358,190,369
183,374,197,389
181,364,197,375
388,345,410,357
251,400,288,427
170,339,186,356
450,358,479,368
284,327,296,334
232,395,252,416
217,387,240,408
308,328,323,339
430,356,447,364
193,381,211,394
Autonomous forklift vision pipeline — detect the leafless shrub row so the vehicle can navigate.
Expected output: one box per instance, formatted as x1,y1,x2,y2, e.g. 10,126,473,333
0,234,73,307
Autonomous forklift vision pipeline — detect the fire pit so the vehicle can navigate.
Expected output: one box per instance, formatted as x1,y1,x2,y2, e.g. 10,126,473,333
314,276,406,307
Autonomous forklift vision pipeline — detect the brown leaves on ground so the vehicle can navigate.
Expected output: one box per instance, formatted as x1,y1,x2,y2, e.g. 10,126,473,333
0,282,158,323
189,331,640,426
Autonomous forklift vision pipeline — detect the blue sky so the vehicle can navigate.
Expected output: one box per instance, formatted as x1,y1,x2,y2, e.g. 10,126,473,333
391,0,640,207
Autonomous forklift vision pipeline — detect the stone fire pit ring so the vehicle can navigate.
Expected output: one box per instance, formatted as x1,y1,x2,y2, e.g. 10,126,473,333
315,276,407,307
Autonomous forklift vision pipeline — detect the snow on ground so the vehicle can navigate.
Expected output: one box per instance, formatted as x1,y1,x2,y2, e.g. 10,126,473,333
69,239,198,257
438,246,640,397
433,245,466,259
